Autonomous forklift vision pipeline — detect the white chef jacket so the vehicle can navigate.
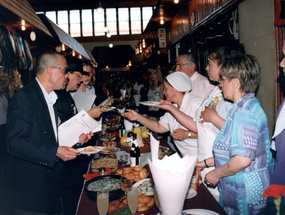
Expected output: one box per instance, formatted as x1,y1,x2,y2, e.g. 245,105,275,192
190,72,215,99
159,93,203,156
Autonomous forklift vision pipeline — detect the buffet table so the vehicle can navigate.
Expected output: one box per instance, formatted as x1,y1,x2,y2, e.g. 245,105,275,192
76,138,227,215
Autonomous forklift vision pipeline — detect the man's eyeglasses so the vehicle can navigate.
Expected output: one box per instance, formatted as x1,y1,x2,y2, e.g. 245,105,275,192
175,63,189,70
74,73,82,79
50,67,68,74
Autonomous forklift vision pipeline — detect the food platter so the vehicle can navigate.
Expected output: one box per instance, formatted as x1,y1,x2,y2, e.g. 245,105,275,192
100,147,121,155
139,101,162,106
77,146,105,155
182,209,219,215
84,175,124,202
133,178,154,195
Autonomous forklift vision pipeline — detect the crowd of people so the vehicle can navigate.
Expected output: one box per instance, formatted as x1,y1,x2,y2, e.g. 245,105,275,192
0,41,284,215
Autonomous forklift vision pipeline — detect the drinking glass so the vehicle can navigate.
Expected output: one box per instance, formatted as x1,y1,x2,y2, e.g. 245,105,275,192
97,191,109,215
120,177,132,194
153,186,162,213
118,154,129,168
127,187,139,215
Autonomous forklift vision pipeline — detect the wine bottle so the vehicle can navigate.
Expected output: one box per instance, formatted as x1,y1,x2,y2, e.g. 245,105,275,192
119,116,125,138
135,142,140,166
131,133,140,166
130,142,136,167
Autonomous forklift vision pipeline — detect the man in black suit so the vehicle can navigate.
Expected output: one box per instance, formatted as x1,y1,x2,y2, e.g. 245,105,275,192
6,51,80,215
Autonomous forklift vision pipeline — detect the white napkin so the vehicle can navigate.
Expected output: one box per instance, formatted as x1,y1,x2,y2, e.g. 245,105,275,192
124,118,133,131
148,133,197,215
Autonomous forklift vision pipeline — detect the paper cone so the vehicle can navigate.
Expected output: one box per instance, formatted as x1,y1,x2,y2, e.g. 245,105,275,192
148,133,197,215
120,89,126,98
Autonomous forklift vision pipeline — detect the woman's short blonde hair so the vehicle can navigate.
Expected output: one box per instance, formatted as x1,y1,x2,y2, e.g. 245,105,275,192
220,54,261,93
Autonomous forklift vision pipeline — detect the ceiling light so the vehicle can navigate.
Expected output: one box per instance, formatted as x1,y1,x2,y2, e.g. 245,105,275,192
30,31,36,41
107,32,111,38
159,19,164,25
21,20,26,31
97,1,103,15
139,43,142,53
72,50,75,56
79,54,82,59
128,61,132,66
142,39,146,48
103,26,108,32
55,46,61,52
62,43,65,51
174,0,179,3
109,42,113,48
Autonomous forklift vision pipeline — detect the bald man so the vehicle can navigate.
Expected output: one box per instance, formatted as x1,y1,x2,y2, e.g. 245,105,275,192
6,51,79,215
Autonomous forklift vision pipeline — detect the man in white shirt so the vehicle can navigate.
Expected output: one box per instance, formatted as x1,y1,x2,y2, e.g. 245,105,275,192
175,53,215,99
6,51,81,215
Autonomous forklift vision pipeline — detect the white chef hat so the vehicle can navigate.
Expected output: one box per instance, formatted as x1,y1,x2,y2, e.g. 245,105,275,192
165,72,192,92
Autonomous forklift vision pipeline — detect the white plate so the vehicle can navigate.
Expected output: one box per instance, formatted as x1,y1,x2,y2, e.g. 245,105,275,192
77,146,105,155
183,209,219,215
99,137,116,141
105,106,116,111
133,178,154,195
139,101,162,106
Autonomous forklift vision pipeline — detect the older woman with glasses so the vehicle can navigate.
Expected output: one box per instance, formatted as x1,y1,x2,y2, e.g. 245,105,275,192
204,54,273,215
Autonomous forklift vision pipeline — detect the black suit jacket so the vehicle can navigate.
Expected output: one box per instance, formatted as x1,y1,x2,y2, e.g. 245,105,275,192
55,89,77,124
6,79,62,213
94,82,107,106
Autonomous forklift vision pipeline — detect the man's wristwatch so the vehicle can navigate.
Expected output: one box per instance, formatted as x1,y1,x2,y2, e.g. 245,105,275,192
188,131,192,138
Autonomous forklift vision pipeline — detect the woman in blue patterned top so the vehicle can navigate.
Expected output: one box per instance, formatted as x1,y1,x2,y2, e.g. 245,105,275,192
204,54,274,214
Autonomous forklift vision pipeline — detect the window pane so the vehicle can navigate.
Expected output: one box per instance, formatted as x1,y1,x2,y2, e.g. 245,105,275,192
142,7,153,31
94,10,105,36
131,7,141,34
118,8,129,35
46,11,56,23
70,10,80,37
82,9,92,36
106,8,117,35
58,10,69,34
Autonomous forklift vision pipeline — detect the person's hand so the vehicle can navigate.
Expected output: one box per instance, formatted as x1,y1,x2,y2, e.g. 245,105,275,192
195,160,206,171
56,146,79,162
87,106,108,118
121,109,139,121
204,169,220,187
78,132,93,144
170,128,189,141
200,104,217,123
154,99,174,111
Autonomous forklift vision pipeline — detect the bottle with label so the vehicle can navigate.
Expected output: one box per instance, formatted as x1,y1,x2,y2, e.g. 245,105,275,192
130,133,140,167
130,142,136,167
119,116,125,138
